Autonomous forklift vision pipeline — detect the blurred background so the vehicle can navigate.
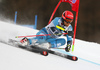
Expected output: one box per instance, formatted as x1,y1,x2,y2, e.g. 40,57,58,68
0,0,100,43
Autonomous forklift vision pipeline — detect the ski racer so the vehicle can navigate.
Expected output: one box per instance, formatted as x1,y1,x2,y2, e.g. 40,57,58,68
20,10,74,52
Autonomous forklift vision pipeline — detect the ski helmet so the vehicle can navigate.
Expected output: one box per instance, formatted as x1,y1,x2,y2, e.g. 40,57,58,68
62,11,74,23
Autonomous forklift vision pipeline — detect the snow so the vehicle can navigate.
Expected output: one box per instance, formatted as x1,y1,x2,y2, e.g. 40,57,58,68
0,20,100,70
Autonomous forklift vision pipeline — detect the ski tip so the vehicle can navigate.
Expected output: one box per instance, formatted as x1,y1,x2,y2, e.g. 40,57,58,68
67,55,78,61
40,51,48,56
72,56,78,61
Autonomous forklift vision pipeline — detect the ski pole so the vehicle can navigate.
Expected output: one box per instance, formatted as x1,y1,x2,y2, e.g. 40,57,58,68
15,33,68,38
53,48,65,50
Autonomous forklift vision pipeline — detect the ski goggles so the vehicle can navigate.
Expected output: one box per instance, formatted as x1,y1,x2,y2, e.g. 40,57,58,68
64,19,73,24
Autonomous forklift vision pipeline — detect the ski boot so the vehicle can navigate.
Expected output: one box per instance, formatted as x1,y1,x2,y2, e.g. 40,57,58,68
20,37,29,47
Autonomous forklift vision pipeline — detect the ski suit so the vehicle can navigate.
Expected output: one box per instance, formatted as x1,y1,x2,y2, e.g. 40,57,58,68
29,17,73,48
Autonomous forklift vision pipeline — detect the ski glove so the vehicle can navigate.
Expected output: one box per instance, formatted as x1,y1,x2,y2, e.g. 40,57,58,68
65,44,71,52
64,31,73,36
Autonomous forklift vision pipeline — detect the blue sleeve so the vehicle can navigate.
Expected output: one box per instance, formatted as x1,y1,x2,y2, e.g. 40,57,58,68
51,17,60,26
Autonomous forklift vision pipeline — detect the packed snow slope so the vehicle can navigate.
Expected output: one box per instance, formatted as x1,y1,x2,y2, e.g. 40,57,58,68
0,21,100,70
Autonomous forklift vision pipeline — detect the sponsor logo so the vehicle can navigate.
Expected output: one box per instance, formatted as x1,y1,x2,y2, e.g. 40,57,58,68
68,15,73,18
57,43,61,47
61,0,76,4
69,0,76,4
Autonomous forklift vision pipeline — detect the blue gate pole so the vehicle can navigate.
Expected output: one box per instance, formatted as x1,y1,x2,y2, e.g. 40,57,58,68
14,11,17,24
34,15,37,29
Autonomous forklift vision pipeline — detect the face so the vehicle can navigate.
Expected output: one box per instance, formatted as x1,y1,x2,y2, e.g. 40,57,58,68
64,21,70,27
64,19,73,27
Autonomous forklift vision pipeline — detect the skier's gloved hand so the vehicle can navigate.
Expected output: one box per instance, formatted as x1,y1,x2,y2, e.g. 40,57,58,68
20,37,29,46
65,44,71,52
68,31,73,36
64,31,73,36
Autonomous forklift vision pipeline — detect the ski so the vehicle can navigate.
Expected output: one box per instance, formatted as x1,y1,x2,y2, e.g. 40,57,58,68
8,39,49,56
8,39,78,61
49,50,78,61
30,45,78,61
19,45,49,56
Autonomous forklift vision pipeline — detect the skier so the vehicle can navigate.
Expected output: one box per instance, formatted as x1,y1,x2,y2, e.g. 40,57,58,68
20,10,74,52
